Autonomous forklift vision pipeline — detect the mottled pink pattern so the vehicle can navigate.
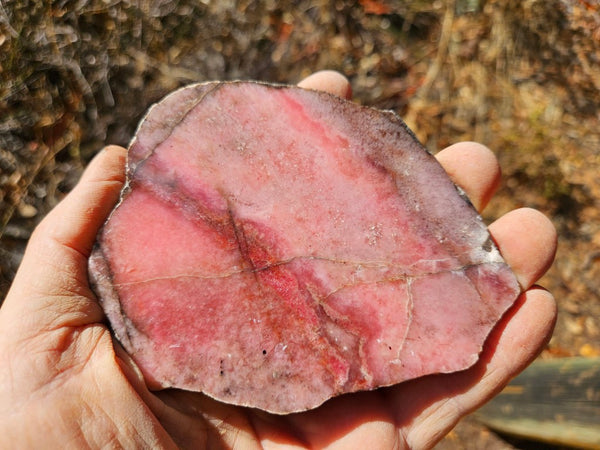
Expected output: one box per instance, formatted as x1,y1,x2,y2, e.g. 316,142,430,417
89,82,520,414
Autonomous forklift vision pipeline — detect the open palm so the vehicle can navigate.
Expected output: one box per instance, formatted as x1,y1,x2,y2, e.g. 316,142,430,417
0,72,556,449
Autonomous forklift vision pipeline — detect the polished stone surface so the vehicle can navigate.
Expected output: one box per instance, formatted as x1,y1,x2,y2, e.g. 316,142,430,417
89,82,520,414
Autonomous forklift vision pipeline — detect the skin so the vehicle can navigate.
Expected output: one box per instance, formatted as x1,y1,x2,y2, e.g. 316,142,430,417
0,70,557,449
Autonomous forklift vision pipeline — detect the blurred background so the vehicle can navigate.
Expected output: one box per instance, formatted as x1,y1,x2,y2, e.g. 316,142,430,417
1,0,599,447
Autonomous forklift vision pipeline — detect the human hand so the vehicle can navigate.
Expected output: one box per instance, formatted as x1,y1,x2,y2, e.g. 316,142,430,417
0,71,557,449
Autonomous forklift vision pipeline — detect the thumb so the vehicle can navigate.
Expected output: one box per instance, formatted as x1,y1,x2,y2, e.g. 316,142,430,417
1,145,127,331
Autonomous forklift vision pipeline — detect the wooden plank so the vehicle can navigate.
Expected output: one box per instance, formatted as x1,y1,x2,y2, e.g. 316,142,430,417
475,357,600,449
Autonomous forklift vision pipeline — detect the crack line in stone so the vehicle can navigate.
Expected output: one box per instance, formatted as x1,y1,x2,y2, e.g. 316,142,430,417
129,82,222,179
111,257,506,288
399,277,414,360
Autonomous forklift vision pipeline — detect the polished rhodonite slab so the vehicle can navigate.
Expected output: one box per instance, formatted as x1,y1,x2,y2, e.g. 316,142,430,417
89,81,520,414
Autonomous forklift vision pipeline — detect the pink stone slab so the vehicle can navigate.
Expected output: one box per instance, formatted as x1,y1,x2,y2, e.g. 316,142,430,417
89,81,521,414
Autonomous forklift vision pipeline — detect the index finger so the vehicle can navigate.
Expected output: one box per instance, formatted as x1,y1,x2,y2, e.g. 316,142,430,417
298,70,353,99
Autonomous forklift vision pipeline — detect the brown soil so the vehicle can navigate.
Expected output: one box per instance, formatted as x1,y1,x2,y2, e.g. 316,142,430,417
1,1,599,448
